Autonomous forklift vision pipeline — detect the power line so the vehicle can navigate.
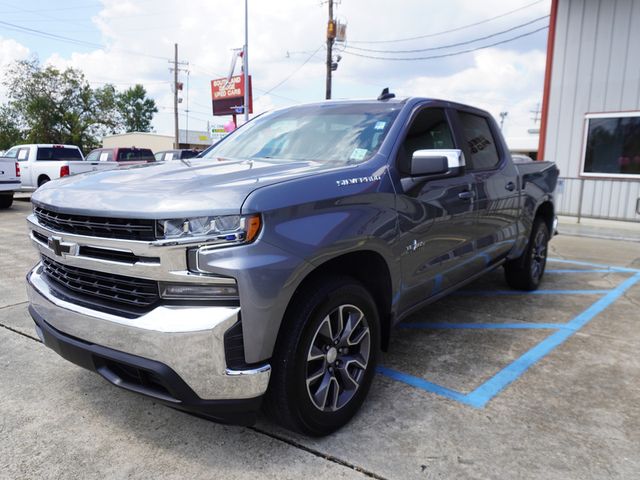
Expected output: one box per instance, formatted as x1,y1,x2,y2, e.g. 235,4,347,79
0,19,170,61
344,15,549,54
255,45,323,101
348,0,545,44
341,25,548,61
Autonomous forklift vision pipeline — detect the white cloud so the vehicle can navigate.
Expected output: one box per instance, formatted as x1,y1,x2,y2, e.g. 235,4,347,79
397,48,547,137
5,0,549,138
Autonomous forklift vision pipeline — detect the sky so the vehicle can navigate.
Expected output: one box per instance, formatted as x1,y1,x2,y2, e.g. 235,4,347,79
0,0,551,140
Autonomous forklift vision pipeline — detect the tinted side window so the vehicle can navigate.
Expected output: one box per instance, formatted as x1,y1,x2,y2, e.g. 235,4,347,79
458,112,500,170
398,108,454,174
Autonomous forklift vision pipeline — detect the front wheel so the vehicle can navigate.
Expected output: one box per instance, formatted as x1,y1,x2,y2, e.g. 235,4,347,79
265,277,380,436
504,218,550,291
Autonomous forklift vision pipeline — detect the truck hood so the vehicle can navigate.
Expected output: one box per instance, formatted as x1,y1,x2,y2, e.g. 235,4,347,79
32,158,338,218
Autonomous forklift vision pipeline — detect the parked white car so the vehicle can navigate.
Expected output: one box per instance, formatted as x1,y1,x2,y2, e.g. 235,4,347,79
2,144,118,191
0,155,20,208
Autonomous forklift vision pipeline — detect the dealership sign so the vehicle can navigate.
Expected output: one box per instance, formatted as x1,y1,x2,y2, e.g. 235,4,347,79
211,75,253,116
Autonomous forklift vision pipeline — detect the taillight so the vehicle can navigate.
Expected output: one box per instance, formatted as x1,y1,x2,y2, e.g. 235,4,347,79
15,162,20,177
60,165,70,177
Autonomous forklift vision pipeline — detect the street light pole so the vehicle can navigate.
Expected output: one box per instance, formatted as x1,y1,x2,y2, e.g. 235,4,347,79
243,0,249,122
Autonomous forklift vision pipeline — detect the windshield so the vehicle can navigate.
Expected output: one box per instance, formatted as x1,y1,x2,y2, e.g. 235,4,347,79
200,103,400,164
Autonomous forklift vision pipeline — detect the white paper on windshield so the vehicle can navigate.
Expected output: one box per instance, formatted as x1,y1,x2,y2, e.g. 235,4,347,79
165,153,174,161
17,149,28,160
350,148,368,161
374,121,386,130
99,152,109,161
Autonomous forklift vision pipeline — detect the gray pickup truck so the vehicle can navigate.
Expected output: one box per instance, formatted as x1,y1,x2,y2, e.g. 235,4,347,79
26,93,559,436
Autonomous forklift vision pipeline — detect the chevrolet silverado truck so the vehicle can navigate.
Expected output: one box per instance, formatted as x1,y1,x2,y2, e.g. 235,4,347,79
26,94,559,436
1,144,118,191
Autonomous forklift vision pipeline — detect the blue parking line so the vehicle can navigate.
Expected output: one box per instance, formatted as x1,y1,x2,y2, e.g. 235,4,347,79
548,257,640,273
455,289,611,296
545,269,622,274
399,322,571,330
378,260,640,408
376,366,474,406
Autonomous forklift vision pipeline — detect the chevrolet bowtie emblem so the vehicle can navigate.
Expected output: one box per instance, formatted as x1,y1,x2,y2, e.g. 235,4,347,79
47,236,78,257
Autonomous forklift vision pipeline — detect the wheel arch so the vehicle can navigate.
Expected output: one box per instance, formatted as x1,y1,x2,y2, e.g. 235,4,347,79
535,199,555,234
37,174,50,187
282,250,394,352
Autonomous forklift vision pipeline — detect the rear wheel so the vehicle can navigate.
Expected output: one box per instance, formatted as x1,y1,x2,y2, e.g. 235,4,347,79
0,194,13,209
504,217,549,291
265,276,379,436
38,176,50,187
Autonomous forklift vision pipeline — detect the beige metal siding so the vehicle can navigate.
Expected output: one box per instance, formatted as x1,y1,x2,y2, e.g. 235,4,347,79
545,0,640,220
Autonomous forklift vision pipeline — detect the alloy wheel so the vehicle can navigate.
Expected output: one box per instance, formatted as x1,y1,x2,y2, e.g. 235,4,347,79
305,304,371,412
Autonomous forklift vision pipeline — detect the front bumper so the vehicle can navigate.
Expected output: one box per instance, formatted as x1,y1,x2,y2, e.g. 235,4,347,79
27,265,271,423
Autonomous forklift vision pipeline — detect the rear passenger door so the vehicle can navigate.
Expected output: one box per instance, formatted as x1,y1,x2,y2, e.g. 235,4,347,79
452,110,520,264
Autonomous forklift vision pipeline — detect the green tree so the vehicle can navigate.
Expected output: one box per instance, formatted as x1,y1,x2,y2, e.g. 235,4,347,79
116,84,157,132
0,106,23,150
2,59,124,152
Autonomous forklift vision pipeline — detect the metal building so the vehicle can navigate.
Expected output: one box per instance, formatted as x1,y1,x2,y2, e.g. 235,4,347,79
539,0,640,222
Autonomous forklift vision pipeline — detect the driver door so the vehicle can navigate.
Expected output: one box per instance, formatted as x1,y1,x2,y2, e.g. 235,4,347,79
394,107,480,312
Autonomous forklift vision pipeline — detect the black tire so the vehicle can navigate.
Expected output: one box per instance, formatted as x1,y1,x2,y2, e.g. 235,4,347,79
38,176,50,187
265,276,380,436
0,194,13,209
504,217,550,291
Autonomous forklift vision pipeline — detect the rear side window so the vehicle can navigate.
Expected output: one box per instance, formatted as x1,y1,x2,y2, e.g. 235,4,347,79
86,150,100,161
458,112,500,170
181,150,199,159
3,147,19,159
36,147,83,161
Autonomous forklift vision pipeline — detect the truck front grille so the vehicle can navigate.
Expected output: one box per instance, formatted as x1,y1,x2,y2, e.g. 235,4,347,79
41,255,159,309
34,207,156,241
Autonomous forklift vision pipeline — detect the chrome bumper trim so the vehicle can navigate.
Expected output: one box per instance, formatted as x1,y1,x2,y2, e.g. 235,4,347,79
27,264,270,400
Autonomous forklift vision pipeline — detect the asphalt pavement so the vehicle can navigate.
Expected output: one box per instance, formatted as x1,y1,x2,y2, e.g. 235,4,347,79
2,199,639,479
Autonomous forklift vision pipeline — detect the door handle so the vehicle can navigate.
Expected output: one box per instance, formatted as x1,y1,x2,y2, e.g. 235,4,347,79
505,181,516,191
458,191,474,200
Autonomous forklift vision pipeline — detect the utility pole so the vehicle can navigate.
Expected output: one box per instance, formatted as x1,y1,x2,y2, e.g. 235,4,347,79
499,111,508,130
169,44,189,148
530,103,541,125
325,0,334,100
243,0,249,122
173,43,179,148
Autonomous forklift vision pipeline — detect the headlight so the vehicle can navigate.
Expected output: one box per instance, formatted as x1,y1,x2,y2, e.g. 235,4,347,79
156,214,261,246
159,281,238,300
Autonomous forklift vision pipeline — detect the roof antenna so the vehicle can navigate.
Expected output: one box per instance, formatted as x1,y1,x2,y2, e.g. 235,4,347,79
377,87,395,101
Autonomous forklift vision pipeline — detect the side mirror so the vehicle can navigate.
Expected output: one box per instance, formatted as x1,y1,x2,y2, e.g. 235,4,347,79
410,149,465,177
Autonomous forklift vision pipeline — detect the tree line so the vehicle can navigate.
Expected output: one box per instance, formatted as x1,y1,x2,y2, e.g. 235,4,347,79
0,59,158,153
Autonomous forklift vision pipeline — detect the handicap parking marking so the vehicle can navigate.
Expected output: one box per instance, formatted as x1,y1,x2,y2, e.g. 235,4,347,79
378,258,640,408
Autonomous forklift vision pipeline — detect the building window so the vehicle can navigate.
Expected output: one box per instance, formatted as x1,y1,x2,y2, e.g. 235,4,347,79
582,112,640,177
